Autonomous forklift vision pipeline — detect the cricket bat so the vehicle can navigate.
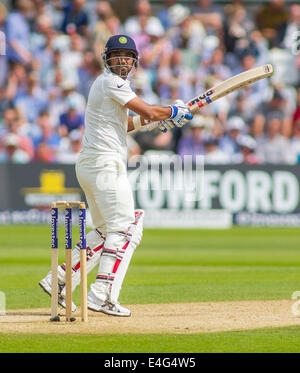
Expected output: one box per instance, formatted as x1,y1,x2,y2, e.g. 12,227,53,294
143,64,273,131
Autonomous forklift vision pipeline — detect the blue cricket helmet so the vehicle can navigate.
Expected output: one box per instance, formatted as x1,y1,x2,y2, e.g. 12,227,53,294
104,34,138,57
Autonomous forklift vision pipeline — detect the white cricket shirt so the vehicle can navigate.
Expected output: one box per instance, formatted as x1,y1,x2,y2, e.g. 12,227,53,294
82,69,136,162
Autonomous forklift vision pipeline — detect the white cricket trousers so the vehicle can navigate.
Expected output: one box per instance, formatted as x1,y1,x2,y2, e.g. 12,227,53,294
75,152,135,233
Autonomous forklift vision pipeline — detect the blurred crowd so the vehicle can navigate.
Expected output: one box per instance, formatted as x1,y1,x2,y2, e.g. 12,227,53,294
0,0,299,165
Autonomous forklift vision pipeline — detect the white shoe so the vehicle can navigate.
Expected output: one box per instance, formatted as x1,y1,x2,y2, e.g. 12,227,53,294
101,300,131,317
87,292,131,317
39,276,77,312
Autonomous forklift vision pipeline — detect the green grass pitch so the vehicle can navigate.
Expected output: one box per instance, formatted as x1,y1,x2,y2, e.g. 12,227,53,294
0,225,300,353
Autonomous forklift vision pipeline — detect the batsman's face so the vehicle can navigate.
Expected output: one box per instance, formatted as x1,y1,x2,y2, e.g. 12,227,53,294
107,50,136,78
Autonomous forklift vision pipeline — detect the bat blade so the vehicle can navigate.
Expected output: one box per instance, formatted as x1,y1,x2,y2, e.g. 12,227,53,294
187,64,274,114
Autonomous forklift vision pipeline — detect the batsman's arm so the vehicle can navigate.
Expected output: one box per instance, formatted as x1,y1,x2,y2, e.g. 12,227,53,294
126,97,171,132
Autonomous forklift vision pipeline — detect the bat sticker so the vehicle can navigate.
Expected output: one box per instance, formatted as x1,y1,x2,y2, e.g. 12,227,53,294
189,89,214,106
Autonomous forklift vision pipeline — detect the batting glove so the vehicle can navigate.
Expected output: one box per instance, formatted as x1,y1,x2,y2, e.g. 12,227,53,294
158,119,174,132
169,99,193,127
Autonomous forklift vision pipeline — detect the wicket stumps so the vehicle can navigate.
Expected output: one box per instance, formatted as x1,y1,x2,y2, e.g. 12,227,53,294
51,201,88,322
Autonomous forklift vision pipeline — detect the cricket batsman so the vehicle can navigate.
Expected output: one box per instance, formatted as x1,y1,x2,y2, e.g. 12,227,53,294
39,34,193,316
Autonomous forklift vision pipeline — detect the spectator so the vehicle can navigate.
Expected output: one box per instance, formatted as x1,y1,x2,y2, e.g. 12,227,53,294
32,0,48,18
58,96,84,137
167,4,192,47
167,4,205,67
77,51,102,100
191,0,223,17
293,88,300,127
5,0,33,65
132,8,165,57
1,107,18,138
60,80,86,114
228,91,254,125
250,114,265,145
137,20,172,89
124,0,164,37
177,115,206,161
14,72,48,124
92,1,122,53
223,5,269,67
38,44,61,91
196,47,232,91
2,109,34,160
247,29,270,67
0,2,8,90
276,3,300,50
30,110,60,152
256,116,295,164
44,0,65,32
253,88,293,138
0,2,6,33
156,0,177,31
59,32,86,85
210,116,224,140
237,134,261,165
49,78,86,128
232,53,270,118
0,133,31,163
56,128,82,163
30,13,53,54
61,0,89,37
34,142,56,162
191,0,223,36
157,48,194,103
255,0,289,45
203,136,230,164
4,62,29,103
219,116,245,163
32,20,57,88
223,4,255,55
131,68,160,105
290,119,300,164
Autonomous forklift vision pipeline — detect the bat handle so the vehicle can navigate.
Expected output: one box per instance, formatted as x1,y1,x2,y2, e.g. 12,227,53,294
144,121,160,131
